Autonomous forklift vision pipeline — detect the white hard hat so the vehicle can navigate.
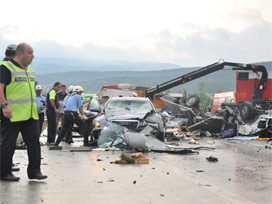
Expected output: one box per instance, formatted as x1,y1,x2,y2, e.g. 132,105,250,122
74,85,84,93
68,85,75,93
35,85,42,90
132,92,138,97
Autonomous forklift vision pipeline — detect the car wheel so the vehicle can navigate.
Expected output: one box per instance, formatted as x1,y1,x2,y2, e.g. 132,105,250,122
239,102,255,121
186,95,200,108
92,130,101,140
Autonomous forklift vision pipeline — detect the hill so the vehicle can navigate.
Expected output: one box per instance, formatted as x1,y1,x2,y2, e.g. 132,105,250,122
36,61,272,95
31,58,181,74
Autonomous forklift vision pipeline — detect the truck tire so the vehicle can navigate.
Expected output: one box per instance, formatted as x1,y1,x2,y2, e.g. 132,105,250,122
186,95,200,108
239,102,255,121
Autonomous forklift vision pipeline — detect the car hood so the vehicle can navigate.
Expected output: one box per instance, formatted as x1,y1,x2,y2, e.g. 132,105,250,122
105,110,149,121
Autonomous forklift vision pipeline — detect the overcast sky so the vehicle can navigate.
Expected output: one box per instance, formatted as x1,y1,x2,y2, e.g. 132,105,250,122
0,0,271,67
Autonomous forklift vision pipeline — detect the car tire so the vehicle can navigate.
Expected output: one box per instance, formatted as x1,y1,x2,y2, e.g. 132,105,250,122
186,95,200,108
156,132,165,142
239,102,255,121
92,130,101,140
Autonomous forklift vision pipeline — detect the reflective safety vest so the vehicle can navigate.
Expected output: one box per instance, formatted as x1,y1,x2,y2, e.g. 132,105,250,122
2,61,38,122
0,60,4,122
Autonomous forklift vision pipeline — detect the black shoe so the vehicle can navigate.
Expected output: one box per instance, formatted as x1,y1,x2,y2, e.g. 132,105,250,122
66,139,74,144
1,174,20,181
28,172,47,180
48,143,62,150
83,143,90,147
11,167,20,172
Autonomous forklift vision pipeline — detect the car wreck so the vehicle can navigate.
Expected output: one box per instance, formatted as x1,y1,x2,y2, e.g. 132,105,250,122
92,96,165,147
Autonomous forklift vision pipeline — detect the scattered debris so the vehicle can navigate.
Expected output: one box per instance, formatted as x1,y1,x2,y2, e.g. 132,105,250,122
115,152,149,164
206,155,219,162
265,145,272,149
199,183,211,187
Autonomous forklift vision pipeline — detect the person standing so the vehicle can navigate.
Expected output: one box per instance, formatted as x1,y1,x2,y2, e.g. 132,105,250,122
0,44,20,172
2,44,17,62
0,43,47,181
54,86,88,147
62,85,75,144
56,84,67,135
35,85,46,136
46,82,62,144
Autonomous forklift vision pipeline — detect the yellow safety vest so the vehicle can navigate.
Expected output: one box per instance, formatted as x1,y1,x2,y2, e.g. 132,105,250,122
2,61,38,122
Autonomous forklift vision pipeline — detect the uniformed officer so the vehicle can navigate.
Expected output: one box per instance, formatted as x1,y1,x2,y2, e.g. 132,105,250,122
54,86,88,147
46,82,62,144
0,43,47,181
35,85,47,136
0,44,20,172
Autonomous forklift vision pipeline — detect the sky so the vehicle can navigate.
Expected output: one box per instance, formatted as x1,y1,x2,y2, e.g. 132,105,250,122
0,0,271,67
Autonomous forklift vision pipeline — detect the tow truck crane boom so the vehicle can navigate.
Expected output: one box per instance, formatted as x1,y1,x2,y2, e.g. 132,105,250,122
145,60,268,107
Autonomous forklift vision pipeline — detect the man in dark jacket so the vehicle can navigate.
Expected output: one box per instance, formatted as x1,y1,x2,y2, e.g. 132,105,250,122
1,44,20,172
46,82,62,144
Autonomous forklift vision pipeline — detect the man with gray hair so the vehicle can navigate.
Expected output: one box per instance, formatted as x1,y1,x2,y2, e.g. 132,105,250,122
0,43,47,181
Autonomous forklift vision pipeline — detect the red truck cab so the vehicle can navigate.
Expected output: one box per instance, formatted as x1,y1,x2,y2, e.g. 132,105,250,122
212,91,236,112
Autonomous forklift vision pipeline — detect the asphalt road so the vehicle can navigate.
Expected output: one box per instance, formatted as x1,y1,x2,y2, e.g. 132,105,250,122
1,137,271,204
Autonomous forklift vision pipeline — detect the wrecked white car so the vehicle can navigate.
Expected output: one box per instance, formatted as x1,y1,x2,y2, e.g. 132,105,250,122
92,97,165,141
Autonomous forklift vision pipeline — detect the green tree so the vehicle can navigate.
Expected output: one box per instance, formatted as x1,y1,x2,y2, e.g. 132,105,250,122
198,82,206,93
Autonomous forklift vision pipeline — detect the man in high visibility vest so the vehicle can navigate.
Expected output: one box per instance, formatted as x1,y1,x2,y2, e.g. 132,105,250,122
0,43,47,181
0,44,21,172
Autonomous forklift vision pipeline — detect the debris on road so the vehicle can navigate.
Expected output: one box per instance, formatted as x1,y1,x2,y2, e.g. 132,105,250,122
114,152,149,164
206,155,219,162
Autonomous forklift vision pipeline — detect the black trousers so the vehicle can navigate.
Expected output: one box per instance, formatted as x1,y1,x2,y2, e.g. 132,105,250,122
46,110,57,143
38,112,45,136
0,117,41,177
55,111,88,145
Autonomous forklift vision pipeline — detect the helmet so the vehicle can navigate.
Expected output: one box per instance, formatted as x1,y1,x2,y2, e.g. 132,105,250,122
132,92,138,97
68,85,75,94
35,85,42,90
74,85,84,93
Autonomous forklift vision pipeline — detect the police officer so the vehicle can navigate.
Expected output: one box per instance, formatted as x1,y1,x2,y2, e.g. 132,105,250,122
54,86,88,147
46,82,62,144
62,85,75,144
35,85,46,136
0,44,20,172
56,84,67,135
0,43,47,181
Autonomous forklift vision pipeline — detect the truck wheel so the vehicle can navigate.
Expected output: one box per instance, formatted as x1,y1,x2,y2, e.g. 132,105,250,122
239,102,255,121
186,95,200,108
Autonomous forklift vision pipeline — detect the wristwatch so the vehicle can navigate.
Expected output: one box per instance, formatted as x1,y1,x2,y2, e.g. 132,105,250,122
1,103,8,108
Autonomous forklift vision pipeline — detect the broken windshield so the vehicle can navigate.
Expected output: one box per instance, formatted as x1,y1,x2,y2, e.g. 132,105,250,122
105,100,153,112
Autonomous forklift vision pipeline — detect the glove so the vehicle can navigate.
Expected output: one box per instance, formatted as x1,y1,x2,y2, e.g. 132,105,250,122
82,115,88,120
